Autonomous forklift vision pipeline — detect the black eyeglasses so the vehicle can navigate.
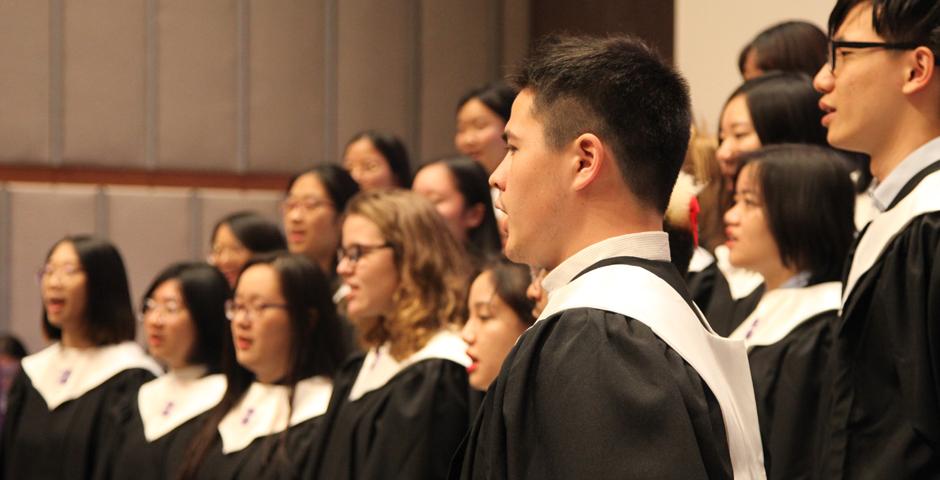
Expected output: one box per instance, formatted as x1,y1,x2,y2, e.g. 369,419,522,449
336,243,395,265
828,40,920,73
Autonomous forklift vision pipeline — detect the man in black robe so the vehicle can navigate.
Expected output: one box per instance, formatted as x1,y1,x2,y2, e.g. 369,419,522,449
451,35,766,480
812,1,940,477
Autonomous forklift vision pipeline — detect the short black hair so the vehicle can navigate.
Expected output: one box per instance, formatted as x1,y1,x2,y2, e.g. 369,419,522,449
287,164,360,213
736,144,856,284
211,211,286,254
457,81,518,123
738,21,828,77
42,235,136,345
142,262,230,373
344,130,413,188
828,0,940,59
419,156,502,260
511,34,691,213
479,257,535,327
723,72,827,147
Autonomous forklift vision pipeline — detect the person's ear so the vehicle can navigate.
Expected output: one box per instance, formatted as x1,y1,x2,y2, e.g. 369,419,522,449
570,133,605,191
902,46,936,95
461,203,486,230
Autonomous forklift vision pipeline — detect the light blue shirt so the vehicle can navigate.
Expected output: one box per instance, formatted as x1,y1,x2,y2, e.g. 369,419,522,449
869,136,940,212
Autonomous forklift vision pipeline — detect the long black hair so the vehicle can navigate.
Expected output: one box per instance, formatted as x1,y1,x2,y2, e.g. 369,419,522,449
178,252,350,479
142,262,230,373
41,235,136,346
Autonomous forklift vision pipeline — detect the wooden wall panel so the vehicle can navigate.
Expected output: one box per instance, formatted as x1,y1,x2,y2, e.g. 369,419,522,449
106,186,194,313
247,0,326,172
62,0,147,168
0,1,51,164
336,0,413,159
6,184,98,352
156,0,238,170
419,1,492,164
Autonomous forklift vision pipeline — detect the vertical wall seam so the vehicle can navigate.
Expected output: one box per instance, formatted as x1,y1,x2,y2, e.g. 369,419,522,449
95,186,109,239
49,0,64,167
0,187,11,330
189,190,203,260
408,0,423,164
145,0,158,170
323,0,338,165
236,0,249,173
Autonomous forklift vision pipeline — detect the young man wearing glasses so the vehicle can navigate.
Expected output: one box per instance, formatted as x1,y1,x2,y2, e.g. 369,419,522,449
813,0,940,477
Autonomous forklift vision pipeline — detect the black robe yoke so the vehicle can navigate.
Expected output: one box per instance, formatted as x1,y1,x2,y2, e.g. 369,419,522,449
818,164,940,478
748,311,833,480
1,368,155,479
452,258,737,480
312,357,471,480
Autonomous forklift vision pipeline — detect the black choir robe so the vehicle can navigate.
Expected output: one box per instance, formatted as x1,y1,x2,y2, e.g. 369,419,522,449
311,331,472,480
0,341,161,480
109,368,226,480
452,257,765,480
818,164,940,478
688,247,764,336
193,376,333,479
730,281,840,480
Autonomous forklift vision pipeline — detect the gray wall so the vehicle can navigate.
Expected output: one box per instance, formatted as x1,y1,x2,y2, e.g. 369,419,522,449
0,182,282,353
0,0,529,171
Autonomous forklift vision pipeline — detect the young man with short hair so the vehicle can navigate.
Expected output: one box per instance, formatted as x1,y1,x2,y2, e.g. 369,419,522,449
813,0,940,477
451,35,765,480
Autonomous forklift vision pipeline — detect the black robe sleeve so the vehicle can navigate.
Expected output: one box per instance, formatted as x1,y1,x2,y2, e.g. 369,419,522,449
1,367,155,480
820,211,940,478
747,312,832,480
313,357,471,480
453,308,732,480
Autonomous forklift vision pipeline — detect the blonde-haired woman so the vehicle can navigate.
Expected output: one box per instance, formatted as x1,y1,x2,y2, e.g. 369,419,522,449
311,190,473,480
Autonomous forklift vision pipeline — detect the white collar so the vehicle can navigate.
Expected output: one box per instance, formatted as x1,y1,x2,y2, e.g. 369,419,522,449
218,376,333,454
139,367,226,441
730,282,841,349
535,263,766,478
871,135,940,212
542,231,671,294
348,330,470,401
21,341,162,410
844,169,940,306
687,246,716,274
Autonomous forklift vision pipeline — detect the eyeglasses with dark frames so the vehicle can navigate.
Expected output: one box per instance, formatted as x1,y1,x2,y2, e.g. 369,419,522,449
828,40,921,73
336,243,395,265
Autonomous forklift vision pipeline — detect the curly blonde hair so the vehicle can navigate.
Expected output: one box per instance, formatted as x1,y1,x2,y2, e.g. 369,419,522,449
345,189,471,361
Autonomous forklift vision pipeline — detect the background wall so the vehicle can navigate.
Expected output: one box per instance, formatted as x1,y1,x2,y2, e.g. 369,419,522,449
1,0,836,352
675,0,832,134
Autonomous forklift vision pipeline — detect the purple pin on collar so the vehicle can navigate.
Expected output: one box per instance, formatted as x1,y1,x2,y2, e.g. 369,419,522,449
58,369,72,384
162,401,175,417
241,408,255,425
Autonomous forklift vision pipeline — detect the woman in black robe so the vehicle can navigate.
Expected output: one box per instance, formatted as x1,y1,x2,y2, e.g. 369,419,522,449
722,145,856,479
310,190,474,480
176,252,351,479
108,262,230,480
0,235,162,479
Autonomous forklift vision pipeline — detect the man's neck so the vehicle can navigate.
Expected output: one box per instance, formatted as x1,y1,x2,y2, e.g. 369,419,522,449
869,121,940,181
